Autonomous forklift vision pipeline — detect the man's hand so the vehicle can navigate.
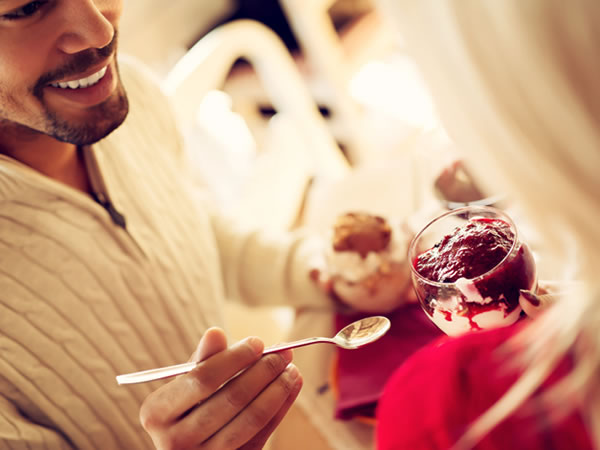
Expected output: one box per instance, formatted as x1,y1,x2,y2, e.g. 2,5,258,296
140,328,303,450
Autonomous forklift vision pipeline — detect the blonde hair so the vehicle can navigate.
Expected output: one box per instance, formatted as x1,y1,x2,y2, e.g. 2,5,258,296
378,0,600,447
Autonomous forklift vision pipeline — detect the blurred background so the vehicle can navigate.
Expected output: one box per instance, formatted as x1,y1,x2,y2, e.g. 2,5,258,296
119,1,453,448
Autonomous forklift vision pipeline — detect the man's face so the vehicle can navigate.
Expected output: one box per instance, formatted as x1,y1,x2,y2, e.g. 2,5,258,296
0,0,128,146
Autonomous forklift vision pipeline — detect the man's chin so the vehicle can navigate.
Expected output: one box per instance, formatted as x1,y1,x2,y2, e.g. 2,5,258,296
49,91,129,146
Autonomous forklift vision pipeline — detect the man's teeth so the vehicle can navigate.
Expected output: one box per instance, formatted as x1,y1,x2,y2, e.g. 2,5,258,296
50,66,107,89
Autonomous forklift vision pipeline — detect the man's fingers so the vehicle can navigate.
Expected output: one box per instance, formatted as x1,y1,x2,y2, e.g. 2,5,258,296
189,327,228,363
239,370,304,450
203,363,303,450
140,337,264,428
165,350,294,446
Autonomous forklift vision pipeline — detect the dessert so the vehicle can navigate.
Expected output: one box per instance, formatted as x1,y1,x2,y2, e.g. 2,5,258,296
325,212,413,313
411,211,537,335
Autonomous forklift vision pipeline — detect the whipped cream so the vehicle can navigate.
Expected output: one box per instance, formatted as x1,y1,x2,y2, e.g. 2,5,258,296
455,277,495,305
429,298,522,336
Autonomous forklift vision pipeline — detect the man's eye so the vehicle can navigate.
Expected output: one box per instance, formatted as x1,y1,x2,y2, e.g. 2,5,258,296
2,1,48,21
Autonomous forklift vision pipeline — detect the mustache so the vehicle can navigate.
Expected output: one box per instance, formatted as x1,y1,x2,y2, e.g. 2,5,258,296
34,31,118,98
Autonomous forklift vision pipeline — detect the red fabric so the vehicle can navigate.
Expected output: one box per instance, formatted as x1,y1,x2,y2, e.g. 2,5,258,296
376,324,593,449
334,304,444,420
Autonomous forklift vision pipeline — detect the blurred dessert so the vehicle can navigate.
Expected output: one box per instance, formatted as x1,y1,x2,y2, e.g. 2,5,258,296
325,212,413,313
413,216,537,335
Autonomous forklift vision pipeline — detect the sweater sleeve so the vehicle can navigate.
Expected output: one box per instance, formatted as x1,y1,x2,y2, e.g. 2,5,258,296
210,212,335,310
0,396,73,450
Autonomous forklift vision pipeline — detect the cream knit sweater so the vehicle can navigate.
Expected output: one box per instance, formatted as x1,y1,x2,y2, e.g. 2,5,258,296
0,58,331,449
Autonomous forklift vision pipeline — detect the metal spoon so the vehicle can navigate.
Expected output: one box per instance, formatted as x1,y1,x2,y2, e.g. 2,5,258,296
116,315,391,385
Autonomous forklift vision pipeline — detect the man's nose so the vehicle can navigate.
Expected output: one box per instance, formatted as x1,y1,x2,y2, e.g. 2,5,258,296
56,0,117,55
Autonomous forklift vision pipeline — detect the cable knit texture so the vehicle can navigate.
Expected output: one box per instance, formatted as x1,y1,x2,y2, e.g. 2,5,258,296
0,56,330,449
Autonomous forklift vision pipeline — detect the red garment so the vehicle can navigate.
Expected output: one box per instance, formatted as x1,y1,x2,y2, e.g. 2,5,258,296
376,324,593,449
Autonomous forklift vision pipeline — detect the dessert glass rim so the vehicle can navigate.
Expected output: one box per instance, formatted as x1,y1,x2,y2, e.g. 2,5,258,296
408,205,521,288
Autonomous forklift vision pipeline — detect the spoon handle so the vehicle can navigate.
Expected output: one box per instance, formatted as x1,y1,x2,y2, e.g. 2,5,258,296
116,361,197,385
263,337,333,354
116,337,334,385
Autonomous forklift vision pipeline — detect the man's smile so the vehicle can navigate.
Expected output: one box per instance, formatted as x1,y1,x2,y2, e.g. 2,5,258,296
44,60,117,108
49,65,108,89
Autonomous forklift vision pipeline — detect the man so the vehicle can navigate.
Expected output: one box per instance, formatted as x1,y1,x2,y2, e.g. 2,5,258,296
0,1,333,448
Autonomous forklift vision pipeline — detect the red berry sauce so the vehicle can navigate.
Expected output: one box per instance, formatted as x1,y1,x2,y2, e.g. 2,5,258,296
414,218,536,328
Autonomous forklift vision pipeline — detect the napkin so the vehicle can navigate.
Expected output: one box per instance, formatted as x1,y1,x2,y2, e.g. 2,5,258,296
332,304,444,421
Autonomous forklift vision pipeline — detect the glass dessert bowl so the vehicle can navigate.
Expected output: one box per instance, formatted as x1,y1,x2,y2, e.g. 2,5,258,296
408,206,537,336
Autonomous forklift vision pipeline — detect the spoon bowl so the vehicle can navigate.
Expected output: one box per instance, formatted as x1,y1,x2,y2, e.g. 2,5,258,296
262,315,391,353
116,316,391,385
332,315,392,349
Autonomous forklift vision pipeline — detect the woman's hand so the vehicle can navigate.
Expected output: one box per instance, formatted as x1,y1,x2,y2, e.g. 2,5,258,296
140,328,302,449
519,280,576,318
434,159,486,205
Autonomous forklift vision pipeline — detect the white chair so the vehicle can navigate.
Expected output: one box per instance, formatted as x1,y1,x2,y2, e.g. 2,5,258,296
162,19,351,231
162,19,350,176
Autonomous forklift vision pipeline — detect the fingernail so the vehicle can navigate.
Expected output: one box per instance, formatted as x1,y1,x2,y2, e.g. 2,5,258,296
246,337,264,355
285,363,300,381
520,290,540,307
